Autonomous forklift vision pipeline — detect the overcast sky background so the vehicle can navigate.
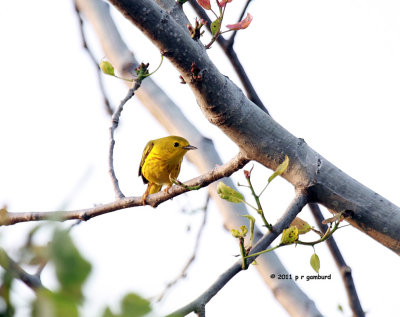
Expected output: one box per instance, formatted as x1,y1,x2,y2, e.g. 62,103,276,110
1,0,400,316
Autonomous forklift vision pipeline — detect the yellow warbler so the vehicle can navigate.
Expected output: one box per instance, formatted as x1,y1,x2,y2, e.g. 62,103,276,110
138,136,197,204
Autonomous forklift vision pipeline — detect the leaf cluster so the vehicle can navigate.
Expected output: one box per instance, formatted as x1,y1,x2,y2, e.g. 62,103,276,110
217,156,346,273
0,225,155,317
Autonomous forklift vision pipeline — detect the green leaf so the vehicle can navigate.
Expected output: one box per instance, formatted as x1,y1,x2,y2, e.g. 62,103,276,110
100,60,115,76
268,155,289,183
50,229,91,302
217,182,244,203
0,269,15,317
231,225,248,239
240,225,248,236
242,215,255,244
310,253,320,273
231,229,241,238
280,226,298,245
290,217,312,235
211,18,221,36
101,293,151,317
120,293,151,317
102,308,117,317
33,289,79,317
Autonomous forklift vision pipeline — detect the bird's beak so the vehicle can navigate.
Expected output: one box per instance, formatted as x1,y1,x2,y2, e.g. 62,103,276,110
183,145,197,150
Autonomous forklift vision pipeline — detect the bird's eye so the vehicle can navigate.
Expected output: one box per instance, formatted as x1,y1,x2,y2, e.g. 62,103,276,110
173,142,180,147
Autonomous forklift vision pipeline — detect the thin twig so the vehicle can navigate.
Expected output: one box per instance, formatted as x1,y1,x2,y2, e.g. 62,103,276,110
74,2,114,116
156,194,210,301
1,152,249,226
0,248,44,291
108,81,141,199
167,190,309,316
309,203,365,317
188,0,268,114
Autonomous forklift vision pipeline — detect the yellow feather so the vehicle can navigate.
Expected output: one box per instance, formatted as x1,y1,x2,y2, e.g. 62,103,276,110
139,136,197,204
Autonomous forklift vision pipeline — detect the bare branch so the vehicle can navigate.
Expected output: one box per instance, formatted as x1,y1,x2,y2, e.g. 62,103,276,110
0,248,44,291
168,190,311,317
74,1,325,314
156,194,210,301
108,81,141,199
309,203,365,317
107,0,400,254
1,152,248,226
74,2,114,115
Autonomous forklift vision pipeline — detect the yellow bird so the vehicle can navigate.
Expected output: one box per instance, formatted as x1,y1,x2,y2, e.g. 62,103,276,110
139,136,197,204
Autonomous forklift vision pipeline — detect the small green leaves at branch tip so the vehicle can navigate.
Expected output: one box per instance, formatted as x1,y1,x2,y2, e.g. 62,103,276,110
268,155,289,183
135,63,150,80
100,60,115,76
99,59,133,82
231,225,247,238
310,253,320,273
217,182,244,203
242,215,255,245
211,18,222,36
280,226,298,245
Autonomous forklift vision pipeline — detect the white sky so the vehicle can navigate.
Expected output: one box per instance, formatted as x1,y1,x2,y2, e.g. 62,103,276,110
1,0,400,316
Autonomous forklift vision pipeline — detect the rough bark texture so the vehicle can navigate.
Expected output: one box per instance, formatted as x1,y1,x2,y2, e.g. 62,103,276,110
106,0,400,254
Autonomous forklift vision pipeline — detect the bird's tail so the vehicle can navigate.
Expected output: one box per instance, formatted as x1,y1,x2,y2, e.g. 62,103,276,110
149,183,162,194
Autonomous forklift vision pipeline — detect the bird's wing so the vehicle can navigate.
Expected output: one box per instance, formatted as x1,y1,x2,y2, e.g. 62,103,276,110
138,140,154,183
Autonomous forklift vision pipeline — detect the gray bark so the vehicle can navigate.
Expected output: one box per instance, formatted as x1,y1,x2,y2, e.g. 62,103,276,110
107,0,400,254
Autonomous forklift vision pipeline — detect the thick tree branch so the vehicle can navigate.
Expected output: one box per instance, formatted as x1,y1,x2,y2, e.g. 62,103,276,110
1,152,248,226
74,1,335,315
168,191,313,317
188,0,268,113
107,0,400,254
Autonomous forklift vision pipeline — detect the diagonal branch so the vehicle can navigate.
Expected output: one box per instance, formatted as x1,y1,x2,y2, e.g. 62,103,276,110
74,1,324,315
188,0,268,114
225,0,253,47
168,190,310,317
107,0,400,254
74,3,114,115
156,194,210,302
0,248,44,291
1,152,248,226
309,203,365,317
108,81,140,199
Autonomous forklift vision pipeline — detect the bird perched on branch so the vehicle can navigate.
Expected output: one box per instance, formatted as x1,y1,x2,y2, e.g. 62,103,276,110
139,136,197,205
